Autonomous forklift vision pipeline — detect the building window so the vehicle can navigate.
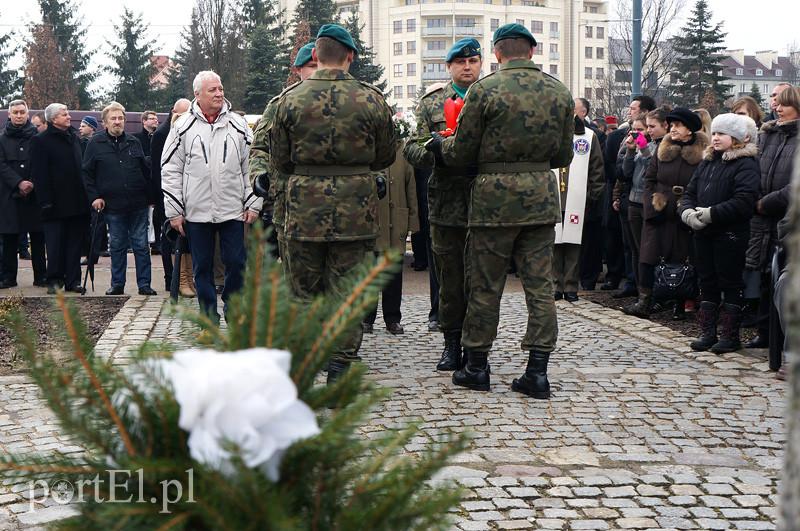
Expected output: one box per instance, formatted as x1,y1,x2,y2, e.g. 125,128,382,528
485,0,493,4
407,63,417,76
616,70,632,82
407,18,416,32
550,43,558,53
585,67,593,79
741,83,746,93
427,18,445,27
765,83,769,93
394,86,403,99
407,85,417,98
393,64,403,77
584,87,592,99
585,26,593,38
491,63,499,72
736,67,743,76
589,5,598,13
533,45,543,55
531,20,543,33
597,27,604,39
550,22,558,32
755,69,763,76
549,64,558,76
404,0,415,5
596,67,604,78
596,47,604,59
393,43,403,56
457,17,476,27
491,18,500,31
585,47,593,59
428,40,446,50
393,20,402,34
596,88,604,100
503,0,511,5
407,41,416,54
776,69,783,77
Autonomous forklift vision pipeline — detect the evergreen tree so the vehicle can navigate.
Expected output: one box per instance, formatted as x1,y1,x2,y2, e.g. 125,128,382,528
344,13,387,93
291,0,338,40
106,8,158,111
0,21,21,107
38,0,95,108
748,82,764,106
286,20,311,86
23,23,78,109
669,0,728,109
165,8,208,102
244,19,290,113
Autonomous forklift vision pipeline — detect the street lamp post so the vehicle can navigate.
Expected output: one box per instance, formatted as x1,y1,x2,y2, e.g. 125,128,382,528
631,0,642,96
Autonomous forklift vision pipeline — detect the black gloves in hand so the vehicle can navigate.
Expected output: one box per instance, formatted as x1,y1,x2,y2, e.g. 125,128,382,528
253,173,270,198
375,175,387,199
424,132,447,167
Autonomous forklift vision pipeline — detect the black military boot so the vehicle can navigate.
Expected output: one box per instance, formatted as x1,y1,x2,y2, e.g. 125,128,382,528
623,289,653,318
710,303,743,354
436,330,463,371
452,350,490,391
511,351,551,399
690,301,718,351
326,359,351,385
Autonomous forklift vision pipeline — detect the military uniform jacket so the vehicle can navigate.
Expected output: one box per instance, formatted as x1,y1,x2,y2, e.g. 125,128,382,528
404,83,472,228
441,59,574,227
249,94,282,223
270,69,398,242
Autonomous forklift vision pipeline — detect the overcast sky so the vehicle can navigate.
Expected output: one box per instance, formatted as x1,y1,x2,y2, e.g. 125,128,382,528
3,0,797,82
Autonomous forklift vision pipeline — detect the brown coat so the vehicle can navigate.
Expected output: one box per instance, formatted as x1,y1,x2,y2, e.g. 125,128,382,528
376,145,419,252
640,132,709,265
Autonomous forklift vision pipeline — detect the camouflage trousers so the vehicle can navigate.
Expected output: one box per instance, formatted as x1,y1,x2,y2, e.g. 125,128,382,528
284,238,375,362
462,225,558,353
552,243,581,293
430,224,468,333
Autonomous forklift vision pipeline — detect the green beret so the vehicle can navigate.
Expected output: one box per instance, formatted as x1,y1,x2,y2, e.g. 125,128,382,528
317,23,358,52
492,23,537,47
446,38,482,63
293,42,316,67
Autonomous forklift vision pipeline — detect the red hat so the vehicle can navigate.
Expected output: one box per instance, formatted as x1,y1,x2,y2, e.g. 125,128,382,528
605,115,618,125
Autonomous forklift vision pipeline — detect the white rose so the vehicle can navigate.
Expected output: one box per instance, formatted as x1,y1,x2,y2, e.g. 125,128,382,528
149,348,320,481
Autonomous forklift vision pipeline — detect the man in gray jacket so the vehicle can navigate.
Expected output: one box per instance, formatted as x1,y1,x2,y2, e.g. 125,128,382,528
161,70,262,320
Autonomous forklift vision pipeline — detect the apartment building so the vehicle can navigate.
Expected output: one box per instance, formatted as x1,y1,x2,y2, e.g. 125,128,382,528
280,0,609,112
721,50,796,111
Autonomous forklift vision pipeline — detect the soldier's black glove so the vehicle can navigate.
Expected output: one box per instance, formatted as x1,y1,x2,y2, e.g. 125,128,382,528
424,132,447,168
375,175,387,199
253,173,270,198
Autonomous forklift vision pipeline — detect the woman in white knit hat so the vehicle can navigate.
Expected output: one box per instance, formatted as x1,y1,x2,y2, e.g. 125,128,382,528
679,113,761,354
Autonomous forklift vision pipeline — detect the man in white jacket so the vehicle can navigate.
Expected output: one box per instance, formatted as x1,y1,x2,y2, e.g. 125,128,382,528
161,70,262,320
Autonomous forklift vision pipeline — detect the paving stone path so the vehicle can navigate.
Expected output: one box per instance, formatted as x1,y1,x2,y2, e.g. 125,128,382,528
0,293,787,530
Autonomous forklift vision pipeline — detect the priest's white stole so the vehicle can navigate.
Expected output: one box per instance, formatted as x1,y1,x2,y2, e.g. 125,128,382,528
554,130,594,245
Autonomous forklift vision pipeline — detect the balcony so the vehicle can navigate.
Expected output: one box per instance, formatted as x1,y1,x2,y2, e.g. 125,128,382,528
549,52,560,61
422,26,451,37
422,71,450,81
422,49,447,60
453,25,483,36
549,30,559,39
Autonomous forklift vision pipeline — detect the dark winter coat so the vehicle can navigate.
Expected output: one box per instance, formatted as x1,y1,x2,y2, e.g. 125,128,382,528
29,124,89,221
602,123,628,224
134,128,154,159
639,131,709,265
681,144,760,235
149,116,172,205
0,120,43,233
82,131,151,214
746,119,798,271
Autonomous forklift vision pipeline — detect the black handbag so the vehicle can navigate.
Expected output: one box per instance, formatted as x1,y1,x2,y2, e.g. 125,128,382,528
653,258,697,301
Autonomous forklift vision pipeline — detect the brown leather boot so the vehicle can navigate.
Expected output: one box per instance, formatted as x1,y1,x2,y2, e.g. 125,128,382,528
179,254,196,298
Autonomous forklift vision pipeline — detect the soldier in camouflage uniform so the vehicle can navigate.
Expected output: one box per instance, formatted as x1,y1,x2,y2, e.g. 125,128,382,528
427,23,574,399
270,24,398,383
250,42,317,260
404,38,482,372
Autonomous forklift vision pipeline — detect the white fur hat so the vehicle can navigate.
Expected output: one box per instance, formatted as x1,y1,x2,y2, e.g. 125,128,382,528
711,113,757,143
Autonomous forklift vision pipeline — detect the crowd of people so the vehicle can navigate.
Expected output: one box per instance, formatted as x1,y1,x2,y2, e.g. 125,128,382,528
0,22,796,391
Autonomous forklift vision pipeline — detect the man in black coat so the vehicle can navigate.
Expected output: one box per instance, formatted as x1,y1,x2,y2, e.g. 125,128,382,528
29,103,90,293
0,99,46,288
134,110,158,159
83,102,156,296
150,98,191,289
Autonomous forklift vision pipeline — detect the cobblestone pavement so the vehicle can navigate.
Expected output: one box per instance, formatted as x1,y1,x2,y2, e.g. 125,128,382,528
0,292,787,530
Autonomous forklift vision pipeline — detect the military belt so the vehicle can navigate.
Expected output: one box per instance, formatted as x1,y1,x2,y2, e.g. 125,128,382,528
478,162,550,173
292,165,371,176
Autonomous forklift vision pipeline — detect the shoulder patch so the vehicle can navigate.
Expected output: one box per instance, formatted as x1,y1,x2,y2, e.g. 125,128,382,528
423,83,446,97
